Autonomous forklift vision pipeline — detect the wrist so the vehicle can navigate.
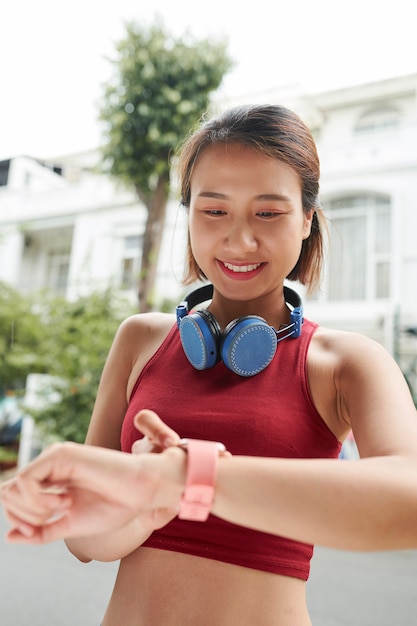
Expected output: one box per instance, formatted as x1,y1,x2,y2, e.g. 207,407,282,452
133,447,187,513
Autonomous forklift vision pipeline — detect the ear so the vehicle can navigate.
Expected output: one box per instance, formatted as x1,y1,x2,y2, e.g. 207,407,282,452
302,209,314,240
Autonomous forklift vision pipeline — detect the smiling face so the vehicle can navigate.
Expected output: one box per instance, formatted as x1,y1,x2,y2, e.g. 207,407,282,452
188,143,313,313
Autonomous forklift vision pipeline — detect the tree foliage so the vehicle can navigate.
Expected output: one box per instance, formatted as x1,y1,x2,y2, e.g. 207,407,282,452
99,18,233,311
0,283,134,443
28,290,134,443
0,282,46,393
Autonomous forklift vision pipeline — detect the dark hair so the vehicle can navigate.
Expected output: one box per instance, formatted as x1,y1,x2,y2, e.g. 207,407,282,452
176,104,324,293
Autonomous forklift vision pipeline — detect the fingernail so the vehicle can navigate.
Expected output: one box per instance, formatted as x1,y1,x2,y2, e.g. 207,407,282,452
163,436,176,447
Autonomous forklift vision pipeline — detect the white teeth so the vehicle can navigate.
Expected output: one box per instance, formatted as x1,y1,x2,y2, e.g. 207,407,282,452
223,262,261,273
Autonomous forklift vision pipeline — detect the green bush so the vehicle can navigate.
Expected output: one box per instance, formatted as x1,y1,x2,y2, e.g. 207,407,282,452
0,284,134,443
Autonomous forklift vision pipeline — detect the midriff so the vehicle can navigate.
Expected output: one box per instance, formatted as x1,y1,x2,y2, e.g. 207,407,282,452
102,546,311,626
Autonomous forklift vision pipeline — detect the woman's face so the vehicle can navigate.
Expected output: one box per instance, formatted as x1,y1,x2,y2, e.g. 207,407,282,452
188,143,313,304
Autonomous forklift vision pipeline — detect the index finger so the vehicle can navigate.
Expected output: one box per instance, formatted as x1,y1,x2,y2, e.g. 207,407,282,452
133,409,180,449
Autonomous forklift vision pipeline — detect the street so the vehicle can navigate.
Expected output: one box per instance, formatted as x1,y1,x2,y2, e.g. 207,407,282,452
0,512,118,625
307,546,417,625
1,511,417,625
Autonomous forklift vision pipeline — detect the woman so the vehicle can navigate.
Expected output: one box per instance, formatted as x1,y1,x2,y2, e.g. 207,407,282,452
2,104,417,626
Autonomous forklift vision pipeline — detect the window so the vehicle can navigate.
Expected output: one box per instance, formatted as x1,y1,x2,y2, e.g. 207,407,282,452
354,106,400,135
326,195,391,301
120,235,142,290
0,160,10,186
47,251,70,293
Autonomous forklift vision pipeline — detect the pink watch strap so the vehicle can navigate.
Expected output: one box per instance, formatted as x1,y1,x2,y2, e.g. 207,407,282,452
178,439,224,522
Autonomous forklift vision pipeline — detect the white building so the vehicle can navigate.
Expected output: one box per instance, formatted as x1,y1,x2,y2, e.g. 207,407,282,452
307,74,417,395
0,150,187,307
1,73,417,393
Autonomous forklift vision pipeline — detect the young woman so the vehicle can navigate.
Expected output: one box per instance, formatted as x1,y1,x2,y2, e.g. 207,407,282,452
2,104,417,626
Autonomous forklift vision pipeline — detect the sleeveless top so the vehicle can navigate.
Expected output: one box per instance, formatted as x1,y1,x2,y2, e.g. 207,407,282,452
121,318,341,581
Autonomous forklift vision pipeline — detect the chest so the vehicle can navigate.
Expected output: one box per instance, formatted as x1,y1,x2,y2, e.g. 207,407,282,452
122,326,340,460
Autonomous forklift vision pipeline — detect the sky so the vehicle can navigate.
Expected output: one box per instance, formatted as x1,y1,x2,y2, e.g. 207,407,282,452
1,0,417,160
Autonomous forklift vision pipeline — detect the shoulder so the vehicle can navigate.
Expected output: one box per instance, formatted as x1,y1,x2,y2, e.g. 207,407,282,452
311,324,374,349
85,312,177,448
117,312,176,342
309,325,403,391
96,312,176,385
310,326,417,454
113,313,177,400
311,325,396,372
114,311,177,370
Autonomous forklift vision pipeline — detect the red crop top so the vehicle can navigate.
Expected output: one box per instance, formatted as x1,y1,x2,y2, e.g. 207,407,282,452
121,318,341,581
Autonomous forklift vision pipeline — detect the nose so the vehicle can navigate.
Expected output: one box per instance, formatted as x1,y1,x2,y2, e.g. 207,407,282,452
224,219,258,253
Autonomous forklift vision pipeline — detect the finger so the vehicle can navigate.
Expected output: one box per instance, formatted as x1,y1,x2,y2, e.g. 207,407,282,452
133,410,180,449
131,436,155,455
2,479,72,529
6,526,40,543
5,510,71,545
3,512,38,539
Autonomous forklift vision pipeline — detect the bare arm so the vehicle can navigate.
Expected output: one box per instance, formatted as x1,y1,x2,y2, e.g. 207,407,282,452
4,439,417,553
213,332,417,550
213,453,417,551
64,312,176,562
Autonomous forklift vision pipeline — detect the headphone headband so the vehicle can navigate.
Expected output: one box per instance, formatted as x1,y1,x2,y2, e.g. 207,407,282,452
176,283,303,339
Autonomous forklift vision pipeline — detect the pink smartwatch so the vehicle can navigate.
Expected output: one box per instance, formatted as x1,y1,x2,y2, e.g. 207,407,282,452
177,438,226,522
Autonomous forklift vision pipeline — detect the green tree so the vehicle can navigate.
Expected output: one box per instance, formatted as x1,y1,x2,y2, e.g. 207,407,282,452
0,282,46,393
99,18,233,312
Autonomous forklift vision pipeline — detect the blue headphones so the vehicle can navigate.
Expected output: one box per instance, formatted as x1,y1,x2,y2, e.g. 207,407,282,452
176,284,303,377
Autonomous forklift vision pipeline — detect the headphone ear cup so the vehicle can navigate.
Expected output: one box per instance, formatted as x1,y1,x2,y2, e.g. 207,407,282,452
221,316,277,377
179,309,222,370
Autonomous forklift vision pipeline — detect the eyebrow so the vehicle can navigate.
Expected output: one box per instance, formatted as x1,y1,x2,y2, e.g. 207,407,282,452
197,191,291,202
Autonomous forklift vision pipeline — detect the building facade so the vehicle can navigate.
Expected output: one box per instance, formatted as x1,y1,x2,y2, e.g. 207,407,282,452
308,74,417,396
0,151,187,307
